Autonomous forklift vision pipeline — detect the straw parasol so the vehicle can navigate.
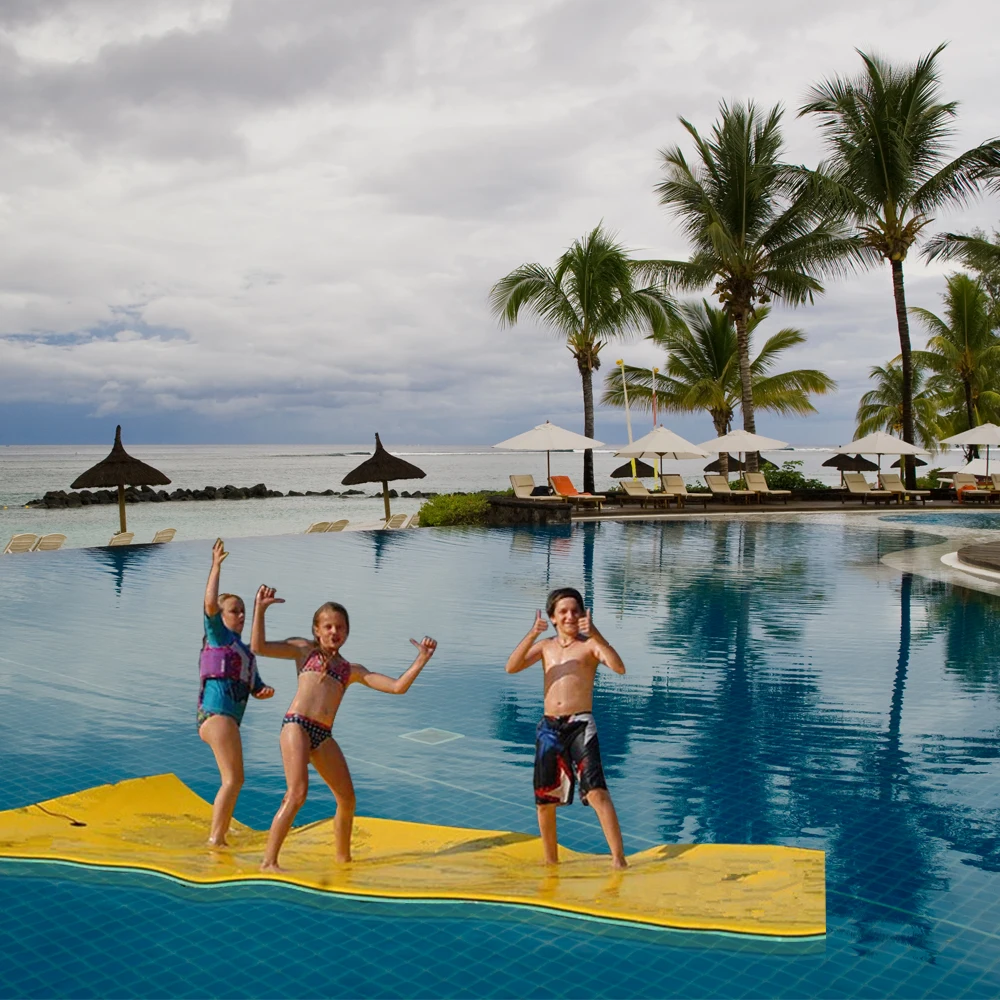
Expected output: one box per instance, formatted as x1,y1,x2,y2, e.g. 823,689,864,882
493,421,603,482
890,456,927,468
697,429,788,479
821,453,879,486
341,433,426,521
704,454,777,473
71,425,171,535
610,458,655,478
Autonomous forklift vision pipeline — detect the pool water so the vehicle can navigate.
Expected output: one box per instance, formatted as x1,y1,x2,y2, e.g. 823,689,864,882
882,510,1000,531
2,519,1000,998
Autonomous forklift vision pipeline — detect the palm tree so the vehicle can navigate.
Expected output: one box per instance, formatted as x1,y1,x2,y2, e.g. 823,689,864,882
911,273,1000,445
924,229,1000,322
856,360,941,449
800,45,1000,486
601,301,835,474
653,101,857,472
490,224,675,492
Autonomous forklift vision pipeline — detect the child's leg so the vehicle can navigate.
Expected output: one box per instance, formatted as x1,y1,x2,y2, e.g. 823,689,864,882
198,714,244,846
585,789,627,869
536,804,559,864
261,724,311,871
311,739,356,863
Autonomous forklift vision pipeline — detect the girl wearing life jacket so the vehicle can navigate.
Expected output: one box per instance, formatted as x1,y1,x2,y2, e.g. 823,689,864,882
251,586,436,871
199,538,274,845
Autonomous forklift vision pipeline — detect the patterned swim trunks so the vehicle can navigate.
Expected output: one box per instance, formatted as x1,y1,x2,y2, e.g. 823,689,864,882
533,712,607,806
282,712,332,751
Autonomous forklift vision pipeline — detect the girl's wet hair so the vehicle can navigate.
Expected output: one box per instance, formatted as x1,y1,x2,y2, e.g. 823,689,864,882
546,587,584,618
218,593,244,612
312,601,350,636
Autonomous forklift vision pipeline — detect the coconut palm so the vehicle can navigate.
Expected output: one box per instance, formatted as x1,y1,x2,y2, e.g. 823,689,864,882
924,229,1000,321
490,224,675,492
855,360,941,448
801,45,1000,485
911,273,1000,445
602,301,834,474
652,101,858,472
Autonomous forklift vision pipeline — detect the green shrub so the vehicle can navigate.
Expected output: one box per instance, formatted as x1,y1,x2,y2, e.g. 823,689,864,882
916,467,943,489
418,491,492,527
758,460,827,490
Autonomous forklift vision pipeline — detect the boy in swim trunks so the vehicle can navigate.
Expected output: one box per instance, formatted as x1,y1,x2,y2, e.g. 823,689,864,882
505,587,627,869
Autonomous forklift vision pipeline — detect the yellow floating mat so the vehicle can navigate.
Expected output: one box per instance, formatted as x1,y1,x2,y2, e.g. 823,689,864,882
0,774,824,937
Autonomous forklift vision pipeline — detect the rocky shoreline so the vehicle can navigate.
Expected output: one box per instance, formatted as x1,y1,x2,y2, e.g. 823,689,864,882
26,484,440,509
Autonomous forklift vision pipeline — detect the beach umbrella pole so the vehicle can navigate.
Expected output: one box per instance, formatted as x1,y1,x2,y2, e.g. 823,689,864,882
117,484,127,534
382,480,391,521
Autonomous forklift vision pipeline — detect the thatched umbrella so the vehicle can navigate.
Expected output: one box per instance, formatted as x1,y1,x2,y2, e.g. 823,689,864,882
610,458,655,478
703,454,778,474
71,425,171,535
822,453,879,487
890,456,927,469
341,433,426,521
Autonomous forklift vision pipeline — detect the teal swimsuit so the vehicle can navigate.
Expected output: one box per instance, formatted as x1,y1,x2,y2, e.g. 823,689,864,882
197,612,267,727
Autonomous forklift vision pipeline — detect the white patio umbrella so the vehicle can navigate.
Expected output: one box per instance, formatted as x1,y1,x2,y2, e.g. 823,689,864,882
494,421,603,481
615,425,710,480
940,423,1000,475
697,429,789,479
835,430,927,473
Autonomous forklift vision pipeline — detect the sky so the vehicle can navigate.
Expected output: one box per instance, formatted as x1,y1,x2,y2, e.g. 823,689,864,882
2,0,1000,447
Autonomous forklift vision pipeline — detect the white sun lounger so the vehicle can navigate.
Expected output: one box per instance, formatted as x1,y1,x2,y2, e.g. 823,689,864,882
705,474,757,504
841,472,893,505
384,513,408,529
660,474,708,508
108,532,134,546
3,533,39,554
31,533,67,551
326,519,349,532
510,474,564,501
878,473,930,504
305,522,332,533
151,528,177,543
617,480,671,509
744,472,791,504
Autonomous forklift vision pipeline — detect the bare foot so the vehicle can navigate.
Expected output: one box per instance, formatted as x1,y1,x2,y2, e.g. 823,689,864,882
260,860,286,873
335,853,352,864
207,836,229,848
611,856,628,871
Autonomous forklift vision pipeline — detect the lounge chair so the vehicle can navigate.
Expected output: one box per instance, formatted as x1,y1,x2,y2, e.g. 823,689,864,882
991,473,1000,492
405,514,420,528
305,522,332,533
660,474,709,508
952,473,993,503
108,532,134,546
151,528,177,543
509,474,565,501
705,474,757,505
549,476,605,511
744,472,791,504
3,533,38,554
31,533,67,551
841,472,893,506
878,473,930,505
384,513,408,529
326,519,349,532
617,480,672,509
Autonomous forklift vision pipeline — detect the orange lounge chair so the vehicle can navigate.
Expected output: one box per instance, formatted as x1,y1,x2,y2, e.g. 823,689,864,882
549,476,605,511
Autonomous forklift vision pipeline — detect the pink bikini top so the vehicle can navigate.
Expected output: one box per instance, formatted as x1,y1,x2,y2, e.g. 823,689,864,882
300,648,351,688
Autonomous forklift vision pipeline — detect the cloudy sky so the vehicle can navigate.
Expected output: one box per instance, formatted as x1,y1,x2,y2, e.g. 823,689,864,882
2,0,999,446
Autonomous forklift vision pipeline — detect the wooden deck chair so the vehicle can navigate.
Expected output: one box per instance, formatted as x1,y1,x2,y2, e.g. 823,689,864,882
991,473,1000,492
151,528,177,543
325,519,349,532
705,474,757,504
305,522,332,533
31,533,67,551
952,473,993,503
384,513,408,529
509,474,563,501
617,480,671,509
405,514,421,528
840,472,893,505
878,473,930,504
744,471,791,504
108,532,134,546
660,474,709,508
549,476,604,511
3,533,39,554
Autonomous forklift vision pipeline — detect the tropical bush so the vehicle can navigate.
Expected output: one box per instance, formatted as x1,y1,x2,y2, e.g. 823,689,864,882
418,492,492,527
737,460,827,491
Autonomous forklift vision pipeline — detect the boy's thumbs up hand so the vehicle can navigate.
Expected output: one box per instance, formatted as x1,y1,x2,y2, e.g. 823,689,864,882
531,610,549,635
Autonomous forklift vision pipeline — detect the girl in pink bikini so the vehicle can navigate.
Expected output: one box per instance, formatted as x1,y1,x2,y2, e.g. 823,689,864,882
251,585,437,871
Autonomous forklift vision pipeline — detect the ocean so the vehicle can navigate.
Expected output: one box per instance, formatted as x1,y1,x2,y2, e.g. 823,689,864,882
0,442,856,548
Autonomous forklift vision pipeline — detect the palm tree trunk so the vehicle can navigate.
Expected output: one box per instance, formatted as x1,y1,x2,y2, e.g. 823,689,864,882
891,260,917,489
963,380,980,458
733,307,758,473
581,365,596,494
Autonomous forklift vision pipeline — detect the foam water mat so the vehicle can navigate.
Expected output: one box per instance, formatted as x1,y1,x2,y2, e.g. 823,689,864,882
0,775,824,937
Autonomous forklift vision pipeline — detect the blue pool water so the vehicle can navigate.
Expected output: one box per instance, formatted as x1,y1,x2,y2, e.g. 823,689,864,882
2,518,1000,998
882,510,1000,531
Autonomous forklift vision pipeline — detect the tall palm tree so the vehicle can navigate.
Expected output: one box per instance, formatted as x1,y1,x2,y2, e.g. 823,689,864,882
801,44,1000,486
490,224,675,492
653,101,857,472
924,228,1000,322
601,301,835,474
911,273,1000,444
856,360,941,449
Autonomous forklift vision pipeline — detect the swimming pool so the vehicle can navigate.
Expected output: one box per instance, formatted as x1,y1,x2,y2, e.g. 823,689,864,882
2,518,1000,998
882,510,1000,531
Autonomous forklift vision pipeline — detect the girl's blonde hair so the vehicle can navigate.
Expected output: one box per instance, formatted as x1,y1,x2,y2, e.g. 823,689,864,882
312,601,350,636
218,593,244,612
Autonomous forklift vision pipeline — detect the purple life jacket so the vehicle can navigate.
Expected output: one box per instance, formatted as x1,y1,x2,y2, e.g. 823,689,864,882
199,642,256,686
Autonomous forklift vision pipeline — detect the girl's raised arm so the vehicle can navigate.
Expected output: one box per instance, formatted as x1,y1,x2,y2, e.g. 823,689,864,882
204,539,227,617
355,637,437,694
251,585,309,660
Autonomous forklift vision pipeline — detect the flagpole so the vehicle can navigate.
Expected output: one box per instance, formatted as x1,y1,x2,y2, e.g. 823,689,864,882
617,359,636,478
